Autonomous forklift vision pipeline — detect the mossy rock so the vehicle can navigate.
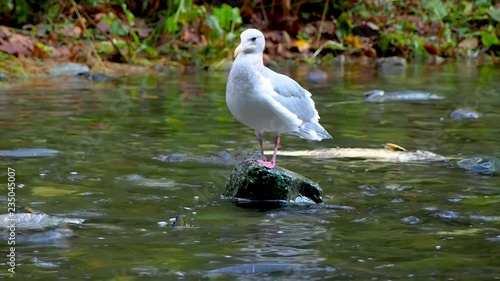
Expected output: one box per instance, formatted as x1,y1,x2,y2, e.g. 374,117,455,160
223,160,323,204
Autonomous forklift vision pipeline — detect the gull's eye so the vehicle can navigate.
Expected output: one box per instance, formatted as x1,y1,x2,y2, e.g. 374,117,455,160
250,37,257,42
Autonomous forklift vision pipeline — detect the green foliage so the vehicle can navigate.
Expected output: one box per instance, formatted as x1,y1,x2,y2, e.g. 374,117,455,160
423,0,449,22
481,30,500,48
1,0,500,64
487,8,500,23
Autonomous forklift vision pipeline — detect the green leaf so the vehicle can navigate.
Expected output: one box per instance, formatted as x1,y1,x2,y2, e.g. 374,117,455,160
165,16,179,33
487,8,500,23
212,4,232,31
481,30,500,48
144,46,158,58
130,31,140,45
423,0,448,22
122,3,135,26
207,15,223,36
337,12,353,38
110,20,129,36
322,40,346,51
232,7,242,25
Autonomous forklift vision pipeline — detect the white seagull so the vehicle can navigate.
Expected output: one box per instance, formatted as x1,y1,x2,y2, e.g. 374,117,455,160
226,28,332,168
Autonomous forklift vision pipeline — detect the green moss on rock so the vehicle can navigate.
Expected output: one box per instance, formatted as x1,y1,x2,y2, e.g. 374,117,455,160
223,160,323,203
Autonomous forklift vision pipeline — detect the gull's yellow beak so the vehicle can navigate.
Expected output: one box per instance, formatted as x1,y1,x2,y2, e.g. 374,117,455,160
234,43,242,58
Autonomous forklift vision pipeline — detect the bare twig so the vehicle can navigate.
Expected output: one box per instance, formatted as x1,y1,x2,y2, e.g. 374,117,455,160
316,0,329,46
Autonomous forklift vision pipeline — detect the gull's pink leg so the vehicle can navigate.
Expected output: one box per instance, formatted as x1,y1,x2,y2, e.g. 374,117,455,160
256,132,266,160
244,131,266,162
258,135,279,168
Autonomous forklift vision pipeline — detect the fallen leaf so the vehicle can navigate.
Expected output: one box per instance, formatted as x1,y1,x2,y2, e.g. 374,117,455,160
293,39,310,53
59,25,82,38
32,186,79,197
344,35,363,49
424,43,440,56
0,26,11,38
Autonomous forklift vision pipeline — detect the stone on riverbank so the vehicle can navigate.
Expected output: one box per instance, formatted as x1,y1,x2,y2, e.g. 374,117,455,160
223,160,323,204
49,63,89,76
0,72,8,81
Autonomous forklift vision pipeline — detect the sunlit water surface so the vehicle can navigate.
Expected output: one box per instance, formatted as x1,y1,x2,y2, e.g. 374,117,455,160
0,63,499,280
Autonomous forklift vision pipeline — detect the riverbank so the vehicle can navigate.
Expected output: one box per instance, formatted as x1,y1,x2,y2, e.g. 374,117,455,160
0,1,499,78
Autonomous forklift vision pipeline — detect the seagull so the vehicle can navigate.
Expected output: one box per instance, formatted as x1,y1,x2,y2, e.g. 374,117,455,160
226,28,332,168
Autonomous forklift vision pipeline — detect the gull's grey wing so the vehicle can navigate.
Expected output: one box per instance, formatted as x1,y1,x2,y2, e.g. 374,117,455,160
264,68,320,122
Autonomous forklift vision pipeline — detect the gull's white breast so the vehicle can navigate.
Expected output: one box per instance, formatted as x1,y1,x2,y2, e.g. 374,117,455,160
226,74,302,134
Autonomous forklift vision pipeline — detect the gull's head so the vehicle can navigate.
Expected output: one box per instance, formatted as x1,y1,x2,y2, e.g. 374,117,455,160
234,28,265,58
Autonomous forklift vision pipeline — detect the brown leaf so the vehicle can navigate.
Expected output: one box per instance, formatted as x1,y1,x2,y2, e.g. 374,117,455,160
458,37,479,50
0,38,15,54
53,46,71,59
363,45,377,58
0,33,33,57
96,20,110,34
32,44,46,59
424,44,440,56
59,25,82,38
0,26,11,38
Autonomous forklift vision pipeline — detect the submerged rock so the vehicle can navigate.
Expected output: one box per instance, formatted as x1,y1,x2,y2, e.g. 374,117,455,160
376,57,407,75
0,148,59,158
0,212,84,231
49,63,90,76
457,157,499,176
0,209,83,245
207,263,301,275
401,216,422,225
76,71,116,82
223,161,323,204
155,150,258,166
376,56,407,68
305,70,328,83
449,109,482,120
364,90,445,103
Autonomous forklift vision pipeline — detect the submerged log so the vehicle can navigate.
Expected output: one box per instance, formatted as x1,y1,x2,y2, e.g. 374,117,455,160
223,160,323,204
265,145,448,163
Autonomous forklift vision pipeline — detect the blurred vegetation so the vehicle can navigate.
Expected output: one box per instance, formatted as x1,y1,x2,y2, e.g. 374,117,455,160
0,0,499,71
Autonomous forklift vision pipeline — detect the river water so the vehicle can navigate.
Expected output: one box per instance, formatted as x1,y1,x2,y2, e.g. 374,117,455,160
0,63,499,280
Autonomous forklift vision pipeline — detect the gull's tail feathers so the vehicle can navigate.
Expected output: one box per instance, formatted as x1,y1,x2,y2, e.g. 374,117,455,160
295,121,332,141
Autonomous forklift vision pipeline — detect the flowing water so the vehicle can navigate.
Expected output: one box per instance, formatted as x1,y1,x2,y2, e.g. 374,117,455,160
0,63,499,280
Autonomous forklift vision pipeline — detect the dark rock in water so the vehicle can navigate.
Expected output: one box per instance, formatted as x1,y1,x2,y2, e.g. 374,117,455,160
376,57,407,68
76,71,116,82
449,109,481,120
49,63,90,76
305,70,328,83
207,263,300,275
223,161,323,204
364,90,445,103
376,57,407,76
0,212,84,230
401,216,422,225
0,72,8,81
155,150,259,166
14,228,75,245
468,215,500,222
0,148,59,158
457,157,499,176
432,210,461,220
